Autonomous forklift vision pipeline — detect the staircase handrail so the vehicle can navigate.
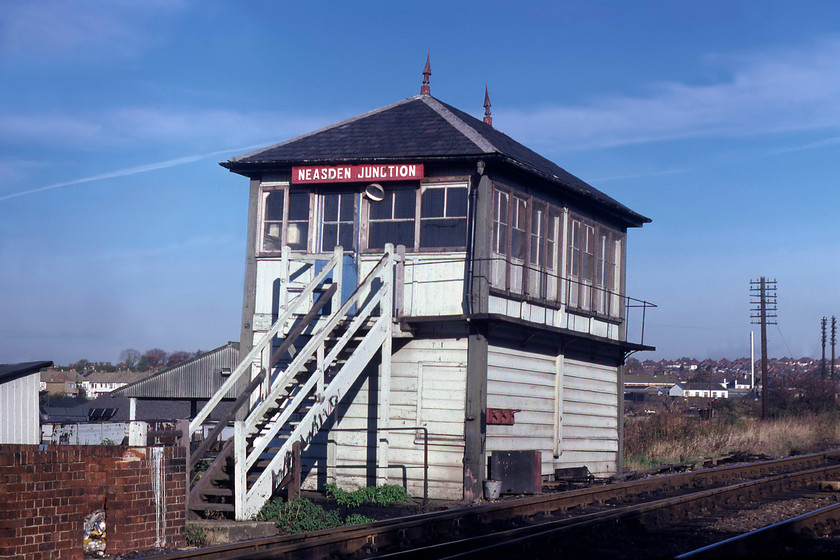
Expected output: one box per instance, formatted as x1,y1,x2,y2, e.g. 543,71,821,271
239,312,392,518
188,247,343,437
242,253,392,467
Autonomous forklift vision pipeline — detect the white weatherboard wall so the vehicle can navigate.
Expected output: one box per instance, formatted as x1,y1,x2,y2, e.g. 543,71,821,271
487,345,619,477
323,337,468,500
0,373,40,444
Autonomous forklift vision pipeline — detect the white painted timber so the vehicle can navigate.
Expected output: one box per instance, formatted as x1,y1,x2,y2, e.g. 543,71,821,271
0,373,39,444
487,345,620,477
358,252,466,318
326,337,468,500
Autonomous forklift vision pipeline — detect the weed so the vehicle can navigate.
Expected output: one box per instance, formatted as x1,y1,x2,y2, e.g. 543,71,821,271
325,483,412,507
255,497,342,534
185,524,207,547
625,408,840,471
344,513,376,525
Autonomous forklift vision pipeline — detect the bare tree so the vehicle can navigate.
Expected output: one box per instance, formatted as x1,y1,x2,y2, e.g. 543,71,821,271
119,348,141,370
144,348,168,369
166,351,192,367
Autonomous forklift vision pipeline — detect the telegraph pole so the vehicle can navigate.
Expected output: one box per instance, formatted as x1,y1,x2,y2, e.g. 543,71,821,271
821,316,827,379
831,315,837,381
750,277,777,420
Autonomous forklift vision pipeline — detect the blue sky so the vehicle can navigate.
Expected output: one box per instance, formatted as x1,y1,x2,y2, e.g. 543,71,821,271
2,1,840,365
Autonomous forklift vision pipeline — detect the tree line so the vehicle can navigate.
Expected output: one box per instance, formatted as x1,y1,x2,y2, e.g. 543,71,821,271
67,348,205,373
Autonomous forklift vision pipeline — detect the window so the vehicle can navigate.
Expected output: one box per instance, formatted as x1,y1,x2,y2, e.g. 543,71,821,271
321,192,355,252
510,195,527,261
492,189,508,255
567,218,581,308
420,185,468,248
527,202,545,298
262,190,285,252
262,181,470,254
368,188,416,249
566,214,624,318
260,187,311,253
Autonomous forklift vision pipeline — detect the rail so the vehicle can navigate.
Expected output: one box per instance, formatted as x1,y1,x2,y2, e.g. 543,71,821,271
147,449,840,560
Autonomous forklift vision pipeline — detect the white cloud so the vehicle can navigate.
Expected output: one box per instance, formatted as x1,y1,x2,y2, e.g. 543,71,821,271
498,37,840,150
0,146,261,202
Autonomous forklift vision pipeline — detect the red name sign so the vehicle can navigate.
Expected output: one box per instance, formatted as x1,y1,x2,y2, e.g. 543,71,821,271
292,164,424,184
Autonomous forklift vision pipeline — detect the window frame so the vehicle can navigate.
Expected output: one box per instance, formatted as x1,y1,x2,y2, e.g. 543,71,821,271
257,183,314,255
565,212,625,320
488,184,626,321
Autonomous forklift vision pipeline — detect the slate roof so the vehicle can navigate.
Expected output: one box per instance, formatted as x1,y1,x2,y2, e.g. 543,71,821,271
222,94,650,227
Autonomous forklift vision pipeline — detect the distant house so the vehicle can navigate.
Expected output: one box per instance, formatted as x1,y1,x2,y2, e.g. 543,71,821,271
41,370,81,396
1,361,53,444
669,382,728,399
624,374,680,403
76,370,149,399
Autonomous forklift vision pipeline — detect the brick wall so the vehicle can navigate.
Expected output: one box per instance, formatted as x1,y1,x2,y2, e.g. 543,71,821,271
0,444,186,560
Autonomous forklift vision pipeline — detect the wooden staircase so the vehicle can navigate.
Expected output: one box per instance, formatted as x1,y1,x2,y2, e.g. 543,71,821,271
187,246,395,520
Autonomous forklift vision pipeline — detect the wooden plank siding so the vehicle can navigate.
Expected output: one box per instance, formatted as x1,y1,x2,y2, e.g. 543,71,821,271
486,344,619,478
358,252,466,318
486,345,555,475
556,359,619,475
301,338,468,500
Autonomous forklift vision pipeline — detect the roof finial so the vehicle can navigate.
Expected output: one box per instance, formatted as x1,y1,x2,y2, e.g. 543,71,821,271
483,86,493,126
421,53,431,95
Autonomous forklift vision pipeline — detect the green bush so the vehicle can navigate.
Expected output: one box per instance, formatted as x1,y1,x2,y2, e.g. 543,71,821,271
255,497,342,534
325,483,412,507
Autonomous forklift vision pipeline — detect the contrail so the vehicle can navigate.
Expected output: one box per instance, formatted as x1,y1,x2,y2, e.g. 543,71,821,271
0,144,268,203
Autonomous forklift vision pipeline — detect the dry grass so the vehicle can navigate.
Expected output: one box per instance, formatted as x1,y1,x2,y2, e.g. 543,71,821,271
623,410,840,472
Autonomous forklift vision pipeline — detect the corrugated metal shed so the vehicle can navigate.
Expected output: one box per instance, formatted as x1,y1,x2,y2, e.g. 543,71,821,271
112,342,240,399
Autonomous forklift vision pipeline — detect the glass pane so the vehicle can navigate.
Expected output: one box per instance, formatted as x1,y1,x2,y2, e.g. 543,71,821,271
265,191,284,221
323,193,338,221
339,192,354,220
421,188,445,218
287,222,308,251
370,221,415,249
338,223,354,250
511,228,525,260
446,187,468,217
321,224,337,251
420,218,466,248
394,189,417,219
288,190,310,221
493,221,507,254
369,192,392,220
263,222,283,252
496,191,508,223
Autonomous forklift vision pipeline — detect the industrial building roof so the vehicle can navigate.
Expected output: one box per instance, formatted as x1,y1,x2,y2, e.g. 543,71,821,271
222,94,650,228
0,361,53,384
111,341,240,399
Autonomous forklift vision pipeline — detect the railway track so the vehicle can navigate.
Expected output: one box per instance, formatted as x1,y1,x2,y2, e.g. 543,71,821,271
140,450,840,560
